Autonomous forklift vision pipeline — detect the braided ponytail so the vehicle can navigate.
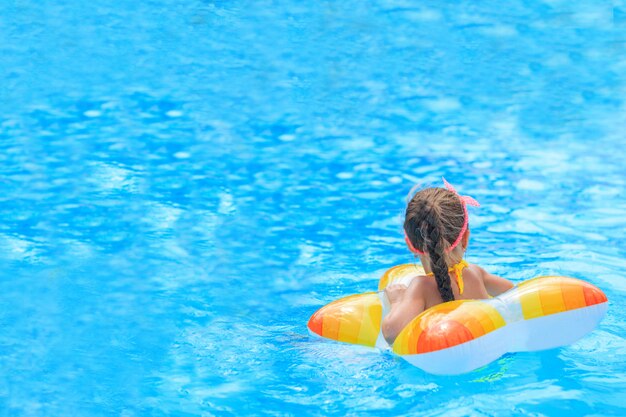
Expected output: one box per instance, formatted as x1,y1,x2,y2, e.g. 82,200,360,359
421,209,455,302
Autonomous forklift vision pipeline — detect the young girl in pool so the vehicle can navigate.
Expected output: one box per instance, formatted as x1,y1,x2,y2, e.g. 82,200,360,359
382,179,514,344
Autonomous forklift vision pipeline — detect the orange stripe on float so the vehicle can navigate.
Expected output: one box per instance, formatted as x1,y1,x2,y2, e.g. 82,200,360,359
412,301,472,353
583,284,608,306
459,313,488,339
321,310,340,340
308,310,324,336
417,320,473,353
444,321,474,350
413,303,465,351
560,280,587,311
416,326,430,354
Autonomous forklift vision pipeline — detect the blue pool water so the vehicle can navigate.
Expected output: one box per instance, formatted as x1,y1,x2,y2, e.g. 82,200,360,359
1,0,626,415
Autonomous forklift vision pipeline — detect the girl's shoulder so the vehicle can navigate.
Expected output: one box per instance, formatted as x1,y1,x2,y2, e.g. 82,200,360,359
405,272,438,297
463,263,491,285
466,263,488,278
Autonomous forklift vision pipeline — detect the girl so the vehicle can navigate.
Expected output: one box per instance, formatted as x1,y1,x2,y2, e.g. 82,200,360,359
382,179,514,345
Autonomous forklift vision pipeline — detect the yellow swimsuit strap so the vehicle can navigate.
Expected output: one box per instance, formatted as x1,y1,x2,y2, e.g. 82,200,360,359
426,259,469,294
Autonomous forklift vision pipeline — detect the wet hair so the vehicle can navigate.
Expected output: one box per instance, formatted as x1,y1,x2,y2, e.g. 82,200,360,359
404,188,465,302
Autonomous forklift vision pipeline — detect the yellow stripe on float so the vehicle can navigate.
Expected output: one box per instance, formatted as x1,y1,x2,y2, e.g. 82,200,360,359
393,316,417,355
517,276,544,289
468,301,506,332
378,265,405,290
337,302,363,344
378,264,425,291
539,280,567,316
355,295,383,346
520,286,544,319
392,331,406,355
402,325,412,355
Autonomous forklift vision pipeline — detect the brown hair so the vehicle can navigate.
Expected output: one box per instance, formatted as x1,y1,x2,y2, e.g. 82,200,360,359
404,188,465,302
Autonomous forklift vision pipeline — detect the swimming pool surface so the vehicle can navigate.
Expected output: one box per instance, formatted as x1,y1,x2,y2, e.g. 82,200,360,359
1,0,625,415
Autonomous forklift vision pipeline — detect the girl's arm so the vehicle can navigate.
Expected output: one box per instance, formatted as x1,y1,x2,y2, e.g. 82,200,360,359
480,268,515,296
381,281,425,345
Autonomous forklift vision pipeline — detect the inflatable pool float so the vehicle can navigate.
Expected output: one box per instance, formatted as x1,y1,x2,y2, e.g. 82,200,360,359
307,264,608,375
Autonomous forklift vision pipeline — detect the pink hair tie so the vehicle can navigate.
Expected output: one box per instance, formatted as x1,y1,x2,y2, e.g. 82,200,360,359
405,178,480,255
